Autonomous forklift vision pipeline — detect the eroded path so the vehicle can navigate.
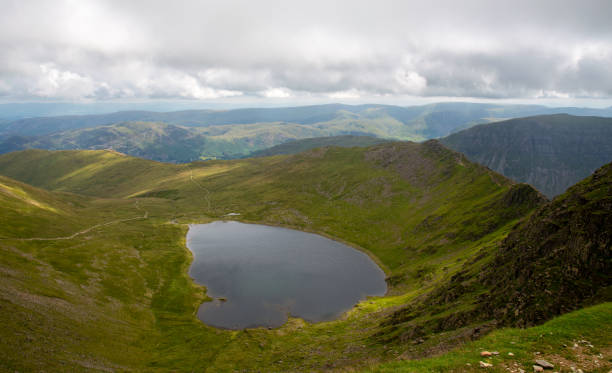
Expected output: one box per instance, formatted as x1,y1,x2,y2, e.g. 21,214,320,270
1,202,148,241
189,168,212,211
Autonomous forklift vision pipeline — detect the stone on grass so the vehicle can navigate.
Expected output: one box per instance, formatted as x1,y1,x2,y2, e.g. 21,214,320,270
480,351,492,357
535,359,554,369
479,361,493,368
533,365,544,372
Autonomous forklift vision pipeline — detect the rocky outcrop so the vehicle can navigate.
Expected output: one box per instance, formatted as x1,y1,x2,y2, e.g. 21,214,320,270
380,162,611,340
478,162,612,326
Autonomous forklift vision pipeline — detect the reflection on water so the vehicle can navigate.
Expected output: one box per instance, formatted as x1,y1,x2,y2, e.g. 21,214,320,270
186,221,387,329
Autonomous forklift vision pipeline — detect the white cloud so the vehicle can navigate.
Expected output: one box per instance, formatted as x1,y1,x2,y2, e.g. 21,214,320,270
395,71,427,94
327,89,362,99
32,64,98,99
0,0,610,103
260,88,292,98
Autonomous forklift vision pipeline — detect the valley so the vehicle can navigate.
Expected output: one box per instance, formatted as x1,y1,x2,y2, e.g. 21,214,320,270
0,140,610,372
3,103,612,163
3,2,612,371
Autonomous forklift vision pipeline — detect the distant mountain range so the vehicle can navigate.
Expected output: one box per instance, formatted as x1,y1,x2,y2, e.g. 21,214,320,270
441,114,612,197
2,102,612,162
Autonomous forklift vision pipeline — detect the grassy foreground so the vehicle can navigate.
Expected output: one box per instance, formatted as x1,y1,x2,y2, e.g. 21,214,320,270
0,142,609,372
371,302,612,372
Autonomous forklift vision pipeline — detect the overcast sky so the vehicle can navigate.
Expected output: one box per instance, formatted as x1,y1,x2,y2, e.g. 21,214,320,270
1,0,611,106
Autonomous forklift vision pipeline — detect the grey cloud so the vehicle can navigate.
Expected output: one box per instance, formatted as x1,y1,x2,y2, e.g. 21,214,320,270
0,0,611,103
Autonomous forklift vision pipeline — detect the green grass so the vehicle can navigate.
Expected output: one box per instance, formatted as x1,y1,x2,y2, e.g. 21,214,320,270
369,302,612,372
0,142,608,372
249,135,391,157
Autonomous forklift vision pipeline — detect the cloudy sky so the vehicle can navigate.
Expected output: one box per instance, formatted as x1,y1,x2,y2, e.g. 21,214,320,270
1,0,611,106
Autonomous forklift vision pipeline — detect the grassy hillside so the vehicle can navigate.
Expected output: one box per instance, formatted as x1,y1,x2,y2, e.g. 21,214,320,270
379,161,612,354
0,180,216,371
372,302,612,372
442,114,612,197
250,135,390,157
4,104,612,163
0,121,326,161
0,142,539,283
2,102,612,131
0,142,609,372
4,103,612,162
0,174,95,238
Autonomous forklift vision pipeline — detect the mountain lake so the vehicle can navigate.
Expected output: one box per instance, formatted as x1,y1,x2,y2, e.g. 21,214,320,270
186,221,387,329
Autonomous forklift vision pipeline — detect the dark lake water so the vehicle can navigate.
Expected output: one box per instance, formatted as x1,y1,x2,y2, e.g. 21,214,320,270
186,221,387,329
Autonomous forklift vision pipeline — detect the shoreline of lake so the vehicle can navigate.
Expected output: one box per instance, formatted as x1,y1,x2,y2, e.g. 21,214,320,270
185,221,387,330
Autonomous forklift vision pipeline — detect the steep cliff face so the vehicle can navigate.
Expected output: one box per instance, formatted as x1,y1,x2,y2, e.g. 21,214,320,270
441,114,612,197
381,163,611,342
479,162,612,326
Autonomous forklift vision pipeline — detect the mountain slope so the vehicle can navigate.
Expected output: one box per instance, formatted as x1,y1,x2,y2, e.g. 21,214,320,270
0,174,89,238
0,141,537,280
0,174,197,372
442,114,612,197
1,122,209,162
1,143,609,372
4,102,612,138
4,104,612,163
0,121,324,161
382,161,612,348
373,302,612,372
249,135,390,157
479,161,612,326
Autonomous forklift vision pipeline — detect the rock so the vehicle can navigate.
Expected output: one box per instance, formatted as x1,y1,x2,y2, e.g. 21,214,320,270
491,351,499,355
535,359,554,369
480,351,492,357
479,361,493,368
518,369,525,373
534,366,544,372
508,352,514,356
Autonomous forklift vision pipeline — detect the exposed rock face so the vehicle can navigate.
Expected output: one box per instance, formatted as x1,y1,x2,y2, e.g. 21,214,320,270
380,162,611,340
479,162,612,326
442,114,612,197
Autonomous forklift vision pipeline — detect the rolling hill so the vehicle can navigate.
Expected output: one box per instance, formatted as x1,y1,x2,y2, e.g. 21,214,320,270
0,142,609,372
249,135,390,157
442,114,612,197
3,103,612,163
2,102,612,141
0,121,329,161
